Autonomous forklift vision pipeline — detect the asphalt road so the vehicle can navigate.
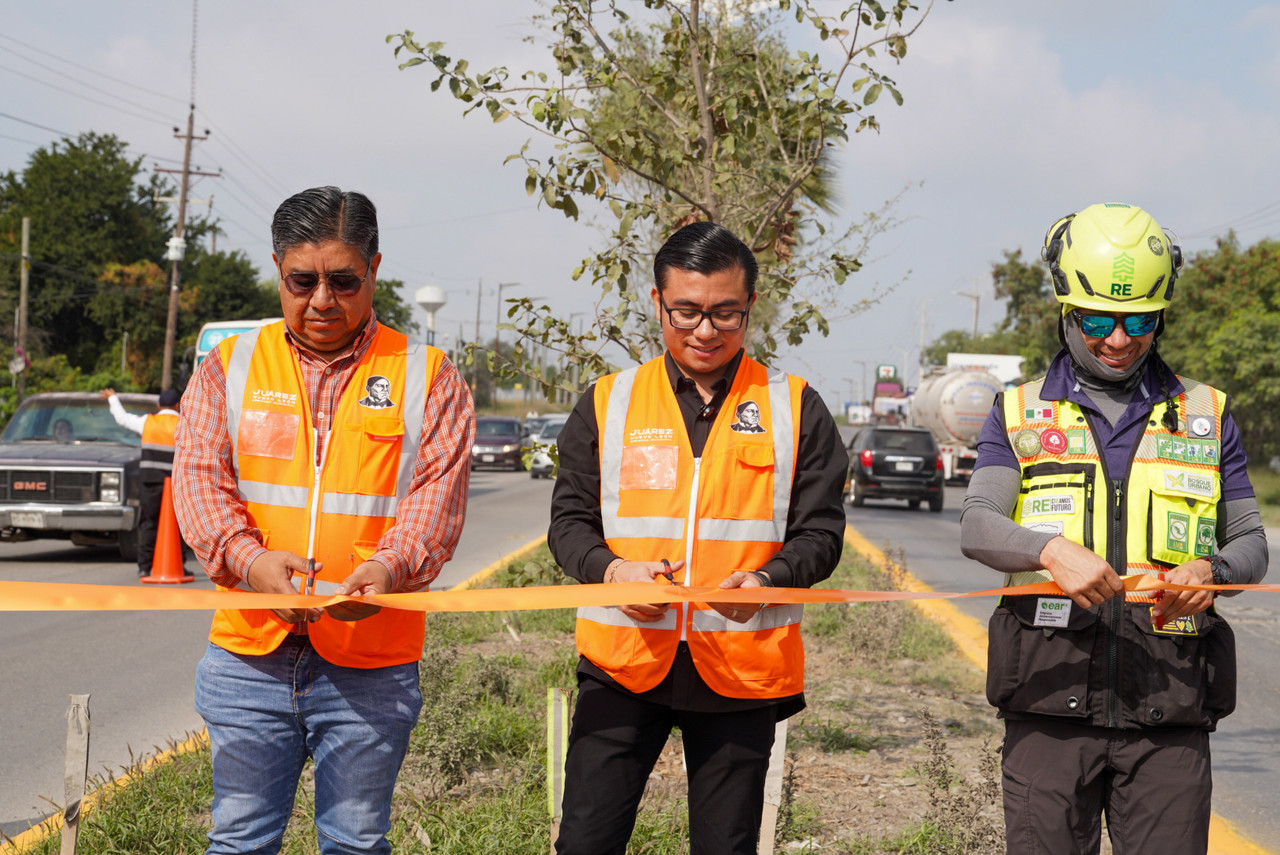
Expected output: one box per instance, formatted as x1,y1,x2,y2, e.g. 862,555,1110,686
0,468,555,840
845,483,1280,851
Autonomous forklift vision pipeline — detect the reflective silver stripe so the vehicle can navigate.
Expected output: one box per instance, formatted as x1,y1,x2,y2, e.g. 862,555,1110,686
237,479,308,508
599,366,640,541
604,516,687,540
576,604,678,631
690,603,803,633
224,326,265,476
141,443,174,452
139,461,174,471
696,517,784,542
397,344,430,506
322,492,399,519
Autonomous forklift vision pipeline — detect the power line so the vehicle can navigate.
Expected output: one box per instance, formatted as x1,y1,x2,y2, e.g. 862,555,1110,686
0,43,175,123
195,109,292,198
0,62,174,127
0,111,75,138
0,33,186,106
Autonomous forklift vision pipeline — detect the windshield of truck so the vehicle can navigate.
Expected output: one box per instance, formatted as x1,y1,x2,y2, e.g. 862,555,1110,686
1,398,151,445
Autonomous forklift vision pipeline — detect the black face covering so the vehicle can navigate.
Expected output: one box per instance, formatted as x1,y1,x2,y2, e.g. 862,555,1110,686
1062,310,1153,393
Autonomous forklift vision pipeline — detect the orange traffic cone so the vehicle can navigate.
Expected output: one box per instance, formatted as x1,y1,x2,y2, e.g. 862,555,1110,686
141,476,194,584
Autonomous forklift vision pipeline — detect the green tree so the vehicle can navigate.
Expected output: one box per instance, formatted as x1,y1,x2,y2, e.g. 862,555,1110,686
390,0,939,395
0,132,173,372
373,278,422,338
923,249,1057,379
1159,233,1280,460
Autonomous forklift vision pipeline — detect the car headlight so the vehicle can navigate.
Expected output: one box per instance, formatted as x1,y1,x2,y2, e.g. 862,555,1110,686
100,489,121,503
503,444,518,453
100,472,121,487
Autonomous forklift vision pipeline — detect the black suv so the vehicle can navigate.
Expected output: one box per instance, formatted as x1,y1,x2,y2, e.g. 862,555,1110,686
0,391,158,559
845,425,944,512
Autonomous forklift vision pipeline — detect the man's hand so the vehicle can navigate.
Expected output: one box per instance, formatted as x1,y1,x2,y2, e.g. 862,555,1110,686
98,388,115,400
325,560,392,622
1151,558,1215,623
245,550,323,624
1039,536,1125,609
708,570,770,624
607,559,683,623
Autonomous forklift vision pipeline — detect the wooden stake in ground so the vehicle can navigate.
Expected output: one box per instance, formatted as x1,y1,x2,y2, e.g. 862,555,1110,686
758,719,789,855
546,688,571,854
60,694,90,855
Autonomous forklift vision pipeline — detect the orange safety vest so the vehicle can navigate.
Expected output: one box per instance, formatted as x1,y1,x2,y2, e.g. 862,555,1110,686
140,412,178,479
576,355,807,698
208,321,443,668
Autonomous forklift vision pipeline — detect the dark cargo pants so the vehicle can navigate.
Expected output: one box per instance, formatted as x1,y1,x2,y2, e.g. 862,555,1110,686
1002,718,1211,855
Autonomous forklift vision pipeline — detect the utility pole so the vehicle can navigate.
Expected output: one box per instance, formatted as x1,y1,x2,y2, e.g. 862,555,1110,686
156,106,218,391
473,280,483,392
16,217,29,400
952,277,981,341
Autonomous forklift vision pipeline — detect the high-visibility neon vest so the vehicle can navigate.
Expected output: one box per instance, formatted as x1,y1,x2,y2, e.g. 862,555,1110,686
208,321,443,667
1001,375,1225,591
576,355,807,698
140,413,178,479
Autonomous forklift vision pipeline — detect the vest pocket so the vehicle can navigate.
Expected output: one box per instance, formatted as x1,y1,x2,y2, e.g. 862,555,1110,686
355,417,404,496
987,595,1098,718
1122,604,1235,727
1146,467,1219,566
725,443,775,520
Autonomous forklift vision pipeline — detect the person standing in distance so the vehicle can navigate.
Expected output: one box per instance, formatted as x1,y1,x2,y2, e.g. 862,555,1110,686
549,221,848,855
100,386,188,577
173,186,475,855
960,202,1268,855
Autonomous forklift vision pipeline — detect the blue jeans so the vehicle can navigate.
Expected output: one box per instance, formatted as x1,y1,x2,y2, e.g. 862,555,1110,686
194,637,422,854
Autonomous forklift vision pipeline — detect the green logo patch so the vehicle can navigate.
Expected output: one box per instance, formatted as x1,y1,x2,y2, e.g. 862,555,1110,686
1157,436,1221,465
1167,512,1190,553
1067,429,1087,454
1195,519,1216,557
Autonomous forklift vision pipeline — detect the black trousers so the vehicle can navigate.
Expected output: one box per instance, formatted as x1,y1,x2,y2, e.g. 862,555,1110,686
555,676,777,855
137,477,189,575
1002,718,1211,855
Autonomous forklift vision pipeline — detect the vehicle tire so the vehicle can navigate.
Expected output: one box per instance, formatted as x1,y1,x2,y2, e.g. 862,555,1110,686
908,499,921,510
118,527,139,563
929,494,944,513
851,483,866,508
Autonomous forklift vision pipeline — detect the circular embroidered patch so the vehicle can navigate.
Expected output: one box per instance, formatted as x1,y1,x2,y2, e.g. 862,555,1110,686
1191,416,1211,437
1041,428,1068,455
1013,429,1041,457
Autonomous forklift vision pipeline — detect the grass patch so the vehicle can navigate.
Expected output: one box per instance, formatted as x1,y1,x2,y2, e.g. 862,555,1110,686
1247,465,1280,527
7,545,996,854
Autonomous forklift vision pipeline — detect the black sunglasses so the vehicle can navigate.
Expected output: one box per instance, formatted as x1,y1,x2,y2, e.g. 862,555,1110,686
279,258,372,297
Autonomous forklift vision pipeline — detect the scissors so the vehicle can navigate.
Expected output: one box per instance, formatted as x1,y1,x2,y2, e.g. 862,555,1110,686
303,558,317,596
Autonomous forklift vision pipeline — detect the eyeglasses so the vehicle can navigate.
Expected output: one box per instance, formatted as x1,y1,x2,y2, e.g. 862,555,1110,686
1075,311,1160,338
659,297,749,331
279,258,372,297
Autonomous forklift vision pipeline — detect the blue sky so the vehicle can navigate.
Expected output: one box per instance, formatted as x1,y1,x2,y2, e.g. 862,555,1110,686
4,1,1279,405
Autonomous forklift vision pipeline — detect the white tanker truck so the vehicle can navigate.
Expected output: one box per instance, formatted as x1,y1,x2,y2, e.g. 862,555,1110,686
909,367,1004,482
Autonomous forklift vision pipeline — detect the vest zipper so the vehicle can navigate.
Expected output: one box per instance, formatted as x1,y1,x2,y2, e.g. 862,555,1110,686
1082,473,1095,552
682,457,701,641
306,428,330,566
1106,477,1124,728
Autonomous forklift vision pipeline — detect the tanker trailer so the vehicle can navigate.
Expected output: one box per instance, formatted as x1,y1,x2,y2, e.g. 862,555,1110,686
909,367,1004,482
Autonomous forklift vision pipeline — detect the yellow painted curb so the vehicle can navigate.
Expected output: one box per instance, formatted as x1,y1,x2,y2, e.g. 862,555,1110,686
0,731,209,854
0,539,552,854
452,536,548,591
842,522,1271,855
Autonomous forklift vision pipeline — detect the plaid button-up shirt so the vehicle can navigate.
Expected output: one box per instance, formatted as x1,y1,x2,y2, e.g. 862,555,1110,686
173,314,474,592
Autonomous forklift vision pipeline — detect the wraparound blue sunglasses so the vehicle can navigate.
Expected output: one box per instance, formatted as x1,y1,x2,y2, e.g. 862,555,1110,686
1075,311,1160,338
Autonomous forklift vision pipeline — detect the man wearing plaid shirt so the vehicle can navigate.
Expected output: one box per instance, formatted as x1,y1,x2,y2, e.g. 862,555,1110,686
174,186,474,855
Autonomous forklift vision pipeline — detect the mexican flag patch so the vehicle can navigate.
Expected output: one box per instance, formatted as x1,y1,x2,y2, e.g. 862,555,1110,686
1024,406,1053,420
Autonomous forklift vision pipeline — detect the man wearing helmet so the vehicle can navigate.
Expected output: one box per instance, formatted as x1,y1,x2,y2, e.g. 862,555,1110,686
960,203,1268,854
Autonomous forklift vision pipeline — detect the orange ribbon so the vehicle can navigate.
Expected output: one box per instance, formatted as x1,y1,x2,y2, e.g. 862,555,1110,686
0,575,1274,613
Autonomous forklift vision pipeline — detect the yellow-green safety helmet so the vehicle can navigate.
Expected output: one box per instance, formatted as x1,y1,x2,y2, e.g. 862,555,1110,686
1041,202,1183,315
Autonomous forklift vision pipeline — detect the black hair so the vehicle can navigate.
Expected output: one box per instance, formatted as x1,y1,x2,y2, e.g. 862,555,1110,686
366,374,389,393
735,400,759,418
653,222,758,297
271,186,379,263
